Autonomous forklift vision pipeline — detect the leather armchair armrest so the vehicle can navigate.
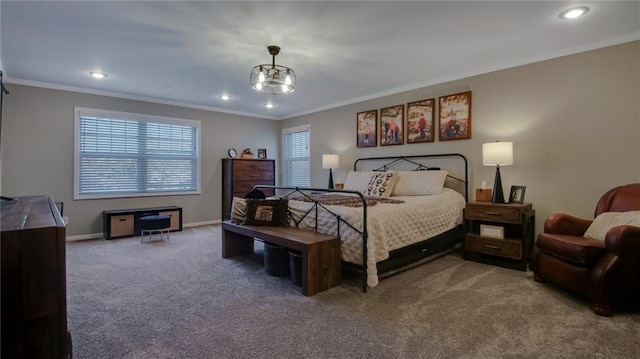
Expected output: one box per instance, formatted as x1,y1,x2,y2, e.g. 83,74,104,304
604,225,640,258
544,213,593,236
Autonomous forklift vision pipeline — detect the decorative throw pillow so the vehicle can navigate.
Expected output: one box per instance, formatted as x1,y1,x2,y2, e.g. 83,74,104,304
343,171,376,193
391,170,449,196
243,198,289,226
230,197,247,223
584,211,640,241
363,172,398,198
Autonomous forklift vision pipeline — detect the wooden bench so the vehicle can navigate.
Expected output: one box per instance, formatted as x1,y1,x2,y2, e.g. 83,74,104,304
222,221,341,296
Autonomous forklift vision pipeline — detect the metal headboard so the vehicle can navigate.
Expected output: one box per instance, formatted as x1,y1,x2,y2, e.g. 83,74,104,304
353,153,469,201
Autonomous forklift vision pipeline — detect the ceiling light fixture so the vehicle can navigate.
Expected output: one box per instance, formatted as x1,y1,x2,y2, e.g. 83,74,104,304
559,6,589,19
265,103,274,109
89,71,107,79
250,45,296,95
220,95,230,100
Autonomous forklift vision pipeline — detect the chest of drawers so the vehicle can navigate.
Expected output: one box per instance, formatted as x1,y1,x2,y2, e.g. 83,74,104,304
222,159,275,220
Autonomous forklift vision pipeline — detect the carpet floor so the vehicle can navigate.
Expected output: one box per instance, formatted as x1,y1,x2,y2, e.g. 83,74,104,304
66,225,640,358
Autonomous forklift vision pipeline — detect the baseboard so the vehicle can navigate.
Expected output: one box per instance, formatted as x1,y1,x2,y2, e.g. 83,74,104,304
65,219,222,242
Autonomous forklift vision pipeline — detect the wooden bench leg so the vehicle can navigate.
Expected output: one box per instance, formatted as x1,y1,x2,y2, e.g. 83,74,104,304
222,229,254,258
301,238,341,296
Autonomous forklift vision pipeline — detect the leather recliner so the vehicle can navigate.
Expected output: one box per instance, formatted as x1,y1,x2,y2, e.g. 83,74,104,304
530,183,640,316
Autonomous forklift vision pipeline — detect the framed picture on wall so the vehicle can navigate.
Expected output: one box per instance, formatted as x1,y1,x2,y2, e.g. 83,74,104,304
406,98,435,144
438,91,472,141
379,104,404,146
356,110,377,148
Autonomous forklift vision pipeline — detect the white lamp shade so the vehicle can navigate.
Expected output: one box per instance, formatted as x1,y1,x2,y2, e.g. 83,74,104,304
483,142,513,166
322,154,339,169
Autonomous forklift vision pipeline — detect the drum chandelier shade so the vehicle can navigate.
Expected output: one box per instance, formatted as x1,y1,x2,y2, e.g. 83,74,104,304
250,45,296,95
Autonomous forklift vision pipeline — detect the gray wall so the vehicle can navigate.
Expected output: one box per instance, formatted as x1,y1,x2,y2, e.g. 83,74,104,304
280,41,640,236
1,85,279,237
2,41,638,238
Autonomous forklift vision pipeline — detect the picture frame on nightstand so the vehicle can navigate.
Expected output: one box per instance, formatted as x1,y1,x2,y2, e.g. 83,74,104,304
509,185,526,204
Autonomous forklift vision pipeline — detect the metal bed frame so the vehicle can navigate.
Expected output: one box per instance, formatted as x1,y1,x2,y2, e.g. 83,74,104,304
254,153,468,293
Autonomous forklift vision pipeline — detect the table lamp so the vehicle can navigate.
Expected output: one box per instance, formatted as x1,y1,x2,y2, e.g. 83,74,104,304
482,141,513,203
322,154,339,189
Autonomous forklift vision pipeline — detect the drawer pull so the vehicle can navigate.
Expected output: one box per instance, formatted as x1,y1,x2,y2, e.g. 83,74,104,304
483,244,500,250
119,218,127,222
483,211,502,216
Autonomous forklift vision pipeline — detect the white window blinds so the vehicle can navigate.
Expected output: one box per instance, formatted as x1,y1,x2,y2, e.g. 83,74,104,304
282,125,310,187
74,107,201,199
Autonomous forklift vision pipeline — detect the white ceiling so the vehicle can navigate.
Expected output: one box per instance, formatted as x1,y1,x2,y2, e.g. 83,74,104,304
2,1,639,120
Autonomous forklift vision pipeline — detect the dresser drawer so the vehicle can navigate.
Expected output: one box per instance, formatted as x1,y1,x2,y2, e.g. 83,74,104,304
465,234,522,260
233,180,275,195
466,203,531,224
232,171,275,182
232,160,274,172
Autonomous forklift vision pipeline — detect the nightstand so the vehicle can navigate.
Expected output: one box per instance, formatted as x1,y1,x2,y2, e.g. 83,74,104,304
464,202,535,271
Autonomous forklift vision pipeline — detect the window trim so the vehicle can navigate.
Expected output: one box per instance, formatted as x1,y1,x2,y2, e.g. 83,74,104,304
74,107,201,200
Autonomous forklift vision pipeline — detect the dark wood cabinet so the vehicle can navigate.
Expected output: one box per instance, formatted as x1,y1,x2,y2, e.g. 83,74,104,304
464,202,535,271
1,195,71,358
222,158,275,220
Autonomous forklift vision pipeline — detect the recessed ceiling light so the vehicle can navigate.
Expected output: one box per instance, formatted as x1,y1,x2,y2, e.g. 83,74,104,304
220,95,230,100
559,6,589,20
265,103,274,109
89,71,107,79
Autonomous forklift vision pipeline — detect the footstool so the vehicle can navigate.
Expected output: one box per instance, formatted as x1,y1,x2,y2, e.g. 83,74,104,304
140,215,171,243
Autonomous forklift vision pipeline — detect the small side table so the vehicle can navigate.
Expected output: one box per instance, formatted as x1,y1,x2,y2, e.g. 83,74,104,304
463,202,535,271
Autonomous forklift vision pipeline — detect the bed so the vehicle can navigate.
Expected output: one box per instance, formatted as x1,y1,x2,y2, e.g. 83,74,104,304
253,153,468,292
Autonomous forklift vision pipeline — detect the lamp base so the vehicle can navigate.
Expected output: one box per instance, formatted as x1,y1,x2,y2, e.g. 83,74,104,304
492,166,505,204
328,169,334,189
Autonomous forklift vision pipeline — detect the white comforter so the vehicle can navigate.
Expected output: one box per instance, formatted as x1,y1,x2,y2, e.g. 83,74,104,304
287,188,465,287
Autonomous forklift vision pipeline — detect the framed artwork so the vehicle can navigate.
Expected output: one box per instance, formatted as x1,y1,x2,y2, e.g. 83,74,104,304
509,185,526,204
356,110,377,148
257,148,267,159
379,104,404,146
406,98,435,144
438,91,472,141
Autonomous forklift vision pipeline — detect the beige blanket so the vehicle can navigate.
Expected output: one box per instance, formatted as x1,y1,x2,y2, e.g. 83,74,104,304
288,193,404,207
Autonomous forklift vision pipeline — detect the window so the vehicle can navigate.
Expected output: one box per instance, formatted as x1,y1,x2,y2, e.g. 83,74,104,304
282,124,310,186
74,107,201,199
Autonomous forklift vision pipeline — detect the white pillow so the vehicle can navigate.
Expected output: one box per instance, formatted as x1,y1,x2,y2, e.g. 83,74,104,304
391,170,448,196
363,172,398,198
343,171,376,193
584,211,640,241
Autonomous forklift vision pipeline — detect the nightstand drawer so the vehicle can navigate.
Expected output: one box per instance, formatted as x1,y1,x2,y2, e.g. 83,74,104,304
466,203,531,224
465,234,522,260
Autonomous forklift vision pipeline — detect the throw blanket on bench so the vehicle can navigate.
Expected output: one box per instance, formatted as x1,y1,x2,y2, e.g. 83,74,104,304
288,193,404,207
